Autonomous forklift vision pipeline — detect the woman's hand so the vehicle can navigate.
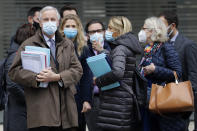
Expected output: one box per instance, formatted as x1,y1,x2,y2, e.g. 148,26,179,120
143,63,156,75
81,101,92,113
36,67,60,82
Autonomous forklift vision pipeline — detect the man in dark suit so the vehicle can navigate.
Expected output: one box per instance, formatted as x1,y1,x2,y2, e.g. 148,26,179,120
159,10,197,131
84,19,111,131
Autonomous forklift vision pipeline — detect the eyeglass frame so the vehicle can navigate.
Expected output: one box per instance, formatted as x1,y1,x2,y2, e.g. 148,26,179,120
87,29,104,35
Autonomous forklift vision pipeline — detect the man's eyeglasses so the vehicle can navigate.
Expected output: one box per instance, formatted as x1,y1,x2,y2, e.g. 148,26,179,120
88,29,104,34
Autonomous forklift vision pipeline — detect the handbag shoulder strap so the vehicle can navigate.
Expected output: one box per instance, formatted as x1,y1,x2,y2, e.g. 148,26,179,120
173,71,179,84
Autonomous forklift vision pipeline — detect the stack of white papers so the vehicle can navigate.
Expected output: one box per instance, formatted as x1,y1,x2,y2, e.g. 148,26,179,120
25,46,50,67
21,46,50,88
86,53,120,91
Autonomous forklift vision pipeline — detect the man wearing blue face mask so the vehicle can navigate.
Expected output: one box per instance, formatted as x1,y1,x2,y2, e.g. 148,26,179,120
84,19,111,131
8,6,83,131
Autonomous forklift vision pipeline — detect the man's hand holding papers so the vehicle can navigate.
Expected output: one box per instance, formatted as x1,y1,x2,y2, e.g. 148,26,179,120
21,46,51,88
36,67,61,82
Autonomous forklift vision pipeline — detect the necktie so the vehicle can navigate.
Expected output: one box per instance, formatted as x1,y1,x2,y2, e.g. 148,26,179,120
49,39,56,59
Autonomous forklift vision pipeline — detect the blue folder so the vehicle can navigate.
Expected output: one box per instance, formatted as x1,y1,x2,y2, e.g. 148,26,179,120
86,53,120,91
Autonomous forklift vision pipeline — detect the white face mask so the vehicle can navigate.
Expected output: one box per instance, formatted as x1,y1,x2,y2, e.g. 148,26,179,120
42,21,57,35
138,30,147,43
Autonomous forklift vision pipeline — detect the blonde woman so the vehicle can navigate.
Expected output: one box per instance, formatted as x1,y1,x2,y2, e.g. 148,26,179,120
59,14,86,56
94,16,142,131
59,14,92,131
138,17,182,131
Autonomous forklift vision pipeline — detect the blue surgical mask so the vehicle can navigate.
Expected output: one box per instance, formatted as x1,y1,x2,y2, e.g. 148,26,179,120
105,30,115,41
43,21,57,35
64,28,78,39
90,32,104,44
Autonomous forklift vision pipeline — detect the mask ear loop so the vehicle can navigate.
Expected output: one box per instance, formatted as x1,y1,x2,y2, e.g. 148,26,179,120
167,24,173,38
167,24,173,32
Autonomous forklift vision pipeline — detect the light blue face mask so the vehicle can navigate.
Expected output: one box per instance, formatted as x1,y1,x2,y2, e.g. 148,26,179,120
64,28,78,39
42,21,57,35
90,32,104,44
105,30,115,41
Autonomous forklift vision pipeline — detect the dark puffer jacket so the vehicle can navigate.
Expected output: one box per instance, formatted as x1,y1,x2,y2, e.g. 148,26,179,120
95,32,142,131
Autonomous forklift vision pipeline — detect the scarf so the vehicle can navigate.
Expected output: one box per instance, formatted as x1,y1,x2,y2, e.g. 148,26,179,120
138,42,163,76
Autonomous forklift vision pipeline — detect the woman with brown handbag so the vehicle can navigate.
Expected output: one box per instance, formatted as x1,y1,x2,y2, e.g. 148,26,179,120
138,17,187,131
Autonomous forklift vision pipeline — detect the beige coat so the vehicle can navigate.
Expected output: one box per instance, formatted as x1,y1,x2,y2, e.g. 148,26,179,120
8,30,83,129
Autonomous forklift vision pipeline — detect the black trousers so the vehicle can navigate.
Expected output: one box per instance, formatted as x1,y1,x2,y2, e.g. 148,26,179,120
75,94,86,131
85,96,101,131
29,126,77,131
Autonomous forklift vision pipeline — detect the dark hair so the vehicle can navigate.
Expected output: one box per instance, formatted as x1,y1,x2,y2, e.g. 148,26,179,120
85,19,105,33
158,10,179,28
60,5,78,18
27,7,42,17
14,24,36,45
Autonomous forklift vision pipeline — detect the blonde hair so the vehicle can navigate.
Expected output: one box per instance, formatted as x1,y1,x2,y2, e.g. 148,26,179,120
59,14,86,56
108,16,132,36
144,17,168,42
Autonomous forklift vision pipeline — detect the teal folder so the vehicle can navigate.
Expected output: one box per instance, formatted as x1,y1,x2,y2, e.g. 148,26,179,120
86,53,120,91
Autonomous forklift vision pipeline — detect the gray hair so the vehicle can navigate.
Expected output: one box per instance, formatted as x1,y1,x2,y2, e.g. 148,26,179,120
144,17,168,42
39,6,60,21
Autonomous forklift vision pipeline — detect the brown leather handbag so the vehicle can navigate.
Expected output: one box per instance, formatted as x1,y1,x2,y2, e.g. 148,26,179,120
149,71,194,114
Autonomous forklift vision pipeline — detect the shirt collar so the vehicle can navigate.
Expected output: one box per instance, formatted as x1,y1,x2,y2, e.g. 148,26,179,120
43,34,55,47
171,31,179,42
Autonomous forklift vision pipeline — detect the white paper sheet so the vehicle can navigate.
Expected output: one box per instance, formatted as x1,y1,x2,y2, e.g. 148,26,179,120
21,51,48,88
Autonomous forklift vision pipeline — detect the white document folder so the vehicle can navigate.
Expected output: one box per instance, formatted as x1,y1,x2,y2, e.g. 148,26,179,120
21,50,48,88
25,46,50,67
